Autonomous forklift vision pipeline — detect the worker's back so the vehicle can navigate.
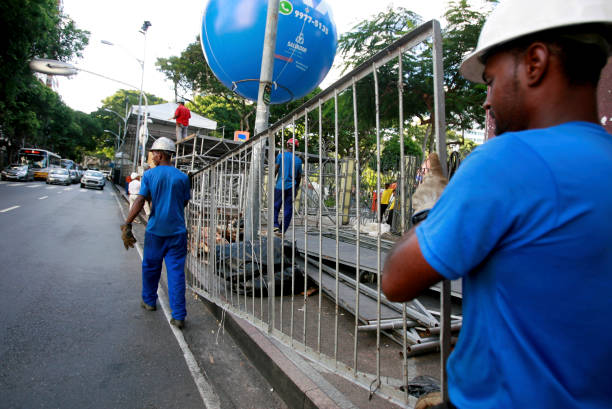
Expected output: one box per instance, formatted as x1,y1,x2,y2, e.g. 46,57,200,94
140,165,190,237
418,121,612,408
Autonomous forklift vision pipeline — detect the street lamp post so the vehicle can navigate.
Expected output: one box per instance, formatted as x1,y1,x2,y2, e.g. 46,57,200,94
101,20,151,172
135,21,151,171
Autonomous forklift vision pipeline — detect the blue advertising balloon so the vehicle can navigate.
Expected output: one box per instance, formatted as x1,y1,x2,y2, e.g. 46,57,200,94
201,0,337,104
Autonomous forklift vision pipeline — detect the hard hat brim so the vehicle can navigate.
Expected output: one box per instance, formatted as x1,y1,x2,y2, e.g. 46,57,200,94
460,49,487,84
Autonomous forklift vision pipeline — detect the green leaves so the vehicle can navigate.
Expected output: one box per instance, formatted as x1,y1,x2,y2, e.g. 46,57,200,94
0,0,90,164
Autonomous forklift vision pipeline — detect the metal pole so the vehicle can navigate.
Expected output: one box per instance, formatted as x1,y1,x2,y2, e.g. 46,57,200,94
133,26,148,172
432,19,450,403
244,0,279,245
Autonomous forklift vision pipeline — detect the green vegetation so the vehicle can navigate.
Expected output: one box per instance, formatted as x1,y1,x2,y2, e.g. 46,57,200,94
1,0,492,174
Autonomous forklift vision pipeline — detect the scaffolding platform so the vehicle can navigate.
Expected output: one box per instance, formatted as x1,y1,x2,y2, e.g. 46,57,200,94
174,133,242,172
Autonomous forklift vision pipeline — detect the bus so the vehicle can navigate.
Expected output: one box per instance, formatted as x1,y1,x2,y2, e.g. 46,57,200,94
61,158,75,169
18,148,61,180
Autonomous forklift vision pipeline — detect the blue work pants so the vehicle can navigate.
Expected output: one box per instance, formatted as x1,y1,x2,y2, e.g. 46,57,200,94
274,188,296,232
141,231,187,320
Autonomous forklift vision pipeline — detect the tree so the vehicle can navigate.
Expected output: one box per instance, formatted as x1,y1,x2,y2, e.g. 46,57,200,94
336,2,494,162
0,0,89,161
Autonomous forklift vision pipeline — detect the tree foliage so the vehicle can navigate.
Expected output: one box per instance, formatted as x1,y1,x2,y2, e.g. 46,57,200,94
0,0,90,163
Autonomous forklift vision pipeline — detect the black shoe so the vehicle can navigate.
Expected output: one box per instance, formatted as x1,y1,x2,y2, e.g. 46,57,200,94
170,318,185,329
141,300,156,311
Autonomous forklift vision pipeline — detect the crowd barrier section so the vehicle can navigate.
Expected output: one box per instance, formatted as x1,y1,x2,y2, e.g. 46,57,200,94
185,20,452,407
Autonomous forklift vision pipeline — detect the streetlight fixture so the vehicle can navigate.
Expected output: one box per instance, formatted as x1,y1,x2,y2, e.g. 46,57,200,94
103,129,120,149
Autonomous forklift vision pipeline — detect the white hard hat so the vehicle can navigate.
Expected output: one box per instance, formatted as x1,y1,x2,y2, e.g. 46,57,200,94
130,172,139,179
460,0,612,83
150,137,176,153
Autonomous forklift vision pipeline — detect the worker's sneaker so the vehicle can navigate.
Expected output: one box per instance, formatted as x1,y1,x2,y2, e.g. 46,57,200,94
170,318,185,330
140,300,156,311
273,226,281,233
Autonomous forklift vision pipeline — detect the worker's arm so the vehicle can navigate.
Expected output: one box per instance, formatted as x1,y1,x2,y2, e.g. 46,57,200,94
125,196,145,224
295,171,302,190
274,163,279,177
382,227,444,302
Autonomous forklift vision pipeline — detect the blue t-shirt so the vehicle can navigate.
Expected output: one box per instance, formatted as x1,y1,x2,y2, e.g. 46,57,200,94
275,151,302,190
416,122,612,408
139,165,190,237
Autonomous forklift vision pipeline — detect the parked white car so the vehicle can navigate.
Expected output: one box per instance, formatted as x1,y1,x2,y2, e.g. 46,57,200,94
46,168,71,185
80,170,105,190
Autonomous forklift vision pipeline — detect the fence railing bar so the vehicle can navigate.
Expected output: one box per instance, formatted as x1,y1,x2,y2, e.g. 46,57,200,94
267,129,276,333
373,61,382,393
317,100,323,355
334,89,340,366
351,78,362,376
290,115,297,346
302,108,309,346
280,127,285,332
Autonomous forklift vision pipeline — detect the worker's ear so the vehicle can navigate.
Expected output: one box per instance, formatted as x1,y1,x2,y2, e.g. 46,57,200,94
522,42,550,87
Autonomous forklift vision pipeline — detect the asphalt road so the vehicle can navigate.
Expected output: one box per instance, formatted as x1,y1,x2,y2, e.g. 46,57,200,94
0,180,286,409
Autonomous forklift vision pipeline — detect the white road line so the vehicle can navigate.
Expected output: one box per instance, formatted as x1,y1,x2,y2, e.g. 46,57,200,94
27,184,41,188
0,206,20,213
63,187,72,191
8,183,21,187
39,196,48,200
112,192,220,409
46,186,56,190
0,181,7,185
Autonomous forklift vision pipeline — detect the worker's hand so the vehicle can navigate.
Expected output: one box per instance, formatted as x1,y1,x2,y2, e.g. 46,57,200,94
412,153,448,224
414,391,442,409
120,223,137,250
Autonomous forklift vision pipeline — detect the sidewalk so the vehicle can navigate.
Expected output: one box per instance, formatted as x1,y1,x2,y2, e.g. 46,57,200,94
114,183,437,408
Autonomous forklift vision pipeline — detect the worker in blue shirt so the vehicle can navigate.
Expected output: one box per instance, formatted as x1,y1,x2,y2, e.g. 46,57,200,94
383,0,612,408
121,137,190,330
273,138,302,234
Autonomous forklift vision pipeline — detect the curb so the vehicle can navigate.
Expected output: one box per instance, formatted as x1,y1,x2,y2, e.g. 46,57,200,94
200,297,340,409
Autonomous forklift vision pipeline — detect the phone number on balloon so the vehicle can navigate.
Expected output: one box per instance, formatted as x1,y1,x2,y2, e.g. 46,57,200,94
294,10,329,35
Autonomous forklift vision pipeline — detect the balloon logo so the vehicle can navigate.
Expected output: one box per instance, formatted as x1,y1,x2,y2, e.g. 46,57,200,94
201,0,337,104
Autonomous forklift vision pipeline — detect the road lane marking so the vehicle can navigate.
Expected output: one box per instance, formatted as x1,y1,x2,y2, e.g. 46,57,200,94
46,186,56,190
0,181,7,185
113,192,220,409
0,206,20,213
8,183,21,186
39,196,48,200
27,184,41,188
63,187,72,191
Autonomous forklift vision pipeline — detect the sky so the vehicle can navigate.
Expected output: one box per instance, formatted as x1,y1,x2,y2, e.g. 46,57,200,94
56,0,490,114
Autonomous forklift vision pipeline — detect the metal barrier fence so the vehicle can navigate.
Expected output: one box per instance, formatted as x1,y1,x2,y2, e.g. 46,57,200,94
186,20,451,407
